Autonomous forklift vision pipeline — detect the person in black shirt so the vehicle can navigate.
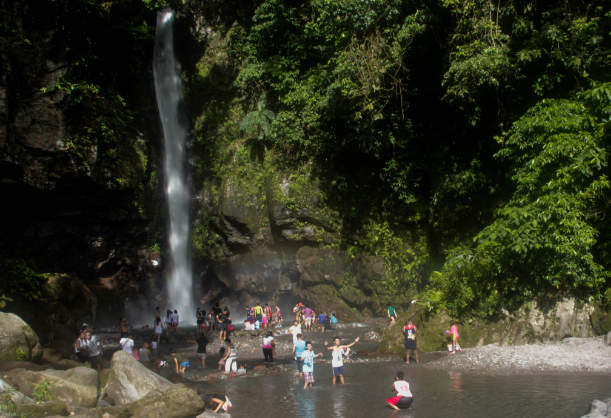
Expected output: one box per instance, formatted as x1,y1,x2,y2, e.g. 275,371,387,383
188,332,209,368
216,307,227,342
403,320,418,364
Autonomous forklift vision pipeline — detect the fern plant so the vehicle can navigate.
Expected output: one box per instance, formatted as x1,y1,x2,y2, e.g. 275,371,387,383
240,92,275,140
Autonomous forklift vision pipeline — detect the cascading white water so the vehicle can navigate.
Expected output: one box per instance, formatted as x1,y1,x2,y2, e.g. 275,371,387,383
153,9,195,324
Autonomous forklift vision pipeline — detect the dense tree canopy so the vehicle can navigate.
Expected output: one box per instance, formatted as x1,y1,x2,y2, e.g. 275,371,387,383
3,0,611,318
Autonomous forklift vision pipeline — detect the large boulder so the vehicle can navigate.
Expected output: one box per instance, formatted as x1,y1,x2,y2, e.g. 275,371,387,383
0,377,34,405
101,384,204,418
13,366,99,407
0,312,43,361
99,350,172,405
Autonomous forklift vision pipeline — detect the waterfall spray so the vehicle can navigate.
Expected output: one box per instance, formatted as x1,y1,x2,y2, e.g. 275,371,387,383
153,9,195,324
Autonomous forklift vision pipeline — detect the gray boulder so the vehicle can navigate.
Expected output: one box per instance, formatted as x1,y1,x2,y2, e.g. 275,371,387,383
13,366,99,407
0,377,34,405
0,312,42,362
101,384,204,418
99,350,172,406
581,398,611,417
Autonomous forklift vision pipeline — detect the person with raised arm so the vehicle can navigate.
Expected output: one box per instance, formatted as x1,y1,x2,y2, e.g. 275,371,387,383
324,336,359,385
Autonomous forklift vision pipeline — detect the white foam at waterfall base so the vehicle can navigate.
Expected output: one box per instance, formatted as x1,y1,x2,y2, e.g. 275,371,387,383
153,9,195,324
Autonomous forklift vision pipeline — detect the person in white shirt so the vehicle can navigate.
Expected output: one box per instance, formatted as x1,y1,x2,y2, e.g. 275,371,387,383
323,336,359,384
289,320,302,351
172,310,179,332
86,330,103,373
386,370,413,410
120,331,135,357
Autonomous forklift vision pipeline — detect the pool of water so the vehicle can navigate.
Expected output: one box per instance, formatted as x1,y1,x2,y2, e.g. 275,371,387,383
194,361,610,417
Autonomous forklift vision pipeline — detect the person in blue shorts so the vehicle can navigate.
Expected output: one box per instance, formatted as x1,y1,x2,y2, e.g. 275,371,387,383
170,348,189,374
324,336,359,384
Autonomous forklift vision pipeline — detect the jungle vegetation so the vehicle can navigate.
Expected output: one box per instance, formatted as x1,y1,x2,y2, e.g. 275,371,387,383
2,0,611,319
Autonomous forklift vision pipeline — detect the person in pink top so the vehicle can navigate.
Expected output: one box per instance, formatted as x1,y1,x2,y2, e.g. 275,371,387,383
450,320,461,354
303,305,313,332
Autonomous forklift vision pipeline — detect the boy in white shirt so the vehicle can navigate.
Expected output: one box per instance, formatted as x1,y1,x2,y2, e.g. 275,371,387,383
386,370,413,410
323,336,359,384
289,320,302,351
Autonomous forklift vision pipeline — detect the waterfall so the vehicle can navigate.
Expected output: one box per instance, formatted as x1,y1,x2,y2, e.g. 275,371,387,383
153,9,195,324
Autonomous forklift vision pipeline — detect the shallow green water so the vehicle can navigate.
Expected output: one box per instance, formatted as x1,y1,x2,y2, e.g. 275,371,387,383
194,361,610,417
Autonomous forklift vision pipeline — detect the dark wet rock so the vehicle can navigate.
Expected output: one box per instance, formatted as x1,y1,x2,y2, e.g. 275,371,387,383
13,366,99,407
100,384,204,418
17,400,69,418
252,365,267,374
167,373,183,383
196,412,231,418
41,348,66,363
0,312,43,362
99,350,172,405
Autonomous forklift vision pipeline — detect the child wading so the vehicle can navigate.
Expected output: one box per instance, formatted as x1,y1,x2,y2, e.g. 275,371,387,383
300,341,322,388
450,320,461,354
324,336,359,384
170,348,189,374
386,370,413,410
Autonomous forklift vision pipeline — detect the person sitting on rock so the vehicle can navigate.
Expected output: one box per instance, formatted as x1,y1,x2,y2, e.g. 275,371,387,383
330,313,338,324
202,394,232,413
170,348,189,374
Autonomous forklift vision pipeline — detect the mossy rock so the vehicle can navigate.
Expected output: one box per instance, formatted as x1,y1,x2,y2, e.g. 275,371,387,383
17,400,69,418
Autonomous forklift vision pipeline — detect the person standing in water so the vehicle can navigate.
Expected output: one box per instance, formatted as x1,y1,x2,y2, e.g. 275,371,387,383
196,308,204,333
293,333,306,378
46,313,55,345
386,370,413,410
119,317,130,338
324,336,359,385
275,305,282,327
154,317,163,346
165,310,172,335
173,310,180,332
300,341,323,389
303,304,313,332
388,304,397,324
154,307,161,328
450,320,461,354
404,320,418,364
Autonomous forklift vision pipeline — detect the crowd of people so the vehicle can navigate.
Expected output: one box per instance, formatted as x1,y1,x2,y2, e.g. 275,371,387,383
64,300,462,413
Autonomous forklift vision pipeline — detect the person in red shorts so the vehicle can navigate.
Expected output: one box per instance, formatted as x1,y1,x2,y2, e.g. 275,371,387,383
386,370,413,410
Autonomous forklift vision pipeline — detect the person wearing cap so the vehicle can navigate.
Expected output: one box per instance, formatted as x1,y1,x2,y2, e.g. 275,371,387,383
120,331,135,357
170,348,189,374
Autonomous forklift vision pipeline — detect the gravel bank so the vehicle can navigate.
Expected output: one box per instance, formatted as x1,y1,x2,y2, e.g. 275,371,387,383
423,337,611,374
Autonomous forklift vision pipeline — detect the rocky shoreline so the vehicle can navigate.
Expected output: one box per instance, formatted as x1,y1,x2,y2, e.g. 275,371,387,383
421,336,611,375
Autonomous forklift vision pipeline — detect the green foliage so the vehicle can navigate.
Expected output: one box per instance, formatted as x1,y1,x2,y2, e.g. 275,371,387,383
33,378,56,403
436,98,611,318
0,294,13,309
0,392,19,417
240,92,276,140
14,348,26,362
0,255,46,302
